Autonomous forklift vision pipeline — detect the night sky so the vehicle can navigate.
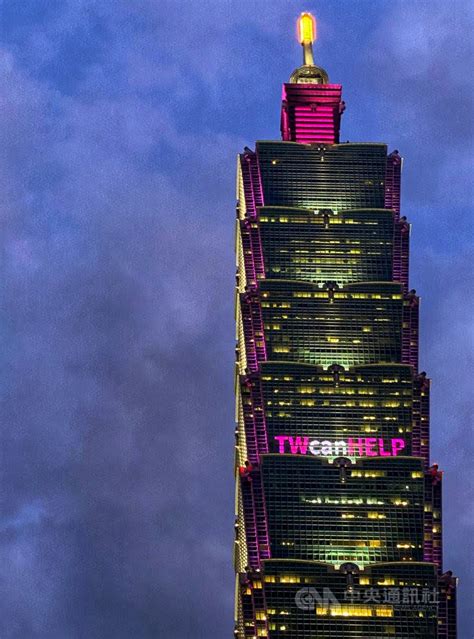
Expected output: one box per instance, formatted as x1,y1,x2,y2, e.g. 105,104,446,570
1,1,473,637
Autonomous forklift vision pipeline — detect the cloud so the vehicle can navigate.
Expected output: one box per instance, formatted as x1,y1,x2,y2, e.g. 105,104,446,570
0,23,237,637
0,1,472,637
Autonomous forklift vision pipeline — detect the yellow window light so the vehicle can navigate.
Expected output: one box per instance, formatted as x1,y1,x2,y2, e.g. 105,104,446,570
280,575,301,584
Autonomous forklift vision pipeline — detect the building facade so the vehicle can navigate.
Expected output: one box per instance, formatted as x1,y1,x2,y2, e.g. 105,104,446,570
233,13,457,639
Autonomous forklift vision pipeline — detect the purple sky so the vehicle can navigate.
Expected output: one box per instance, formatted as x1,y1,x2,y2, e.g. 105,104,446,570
1,1,473,637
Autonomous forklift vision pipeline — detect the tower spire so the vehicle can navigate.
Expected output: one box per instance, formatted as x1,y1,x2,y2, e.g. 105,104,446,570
298,11,315,66
290,12,329,84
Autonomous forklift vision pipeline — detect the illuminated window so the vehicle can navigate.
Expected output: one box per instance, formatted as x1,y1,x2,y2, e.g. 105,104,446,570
316,604,393,617
279,575,301,584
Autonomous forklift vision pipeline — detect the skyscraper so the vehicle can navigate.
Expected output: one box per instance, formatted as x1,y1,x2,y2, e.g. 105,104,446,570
234,13,457,639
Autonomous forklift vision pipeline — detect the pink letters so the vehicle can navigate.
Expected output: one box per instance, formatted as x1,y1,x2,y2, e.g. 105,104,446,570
391,438,406,456
347,438,365,456
274,435,289,454
364,437,378,456
276,435,407,458
288,436,309,455
378,438,392,456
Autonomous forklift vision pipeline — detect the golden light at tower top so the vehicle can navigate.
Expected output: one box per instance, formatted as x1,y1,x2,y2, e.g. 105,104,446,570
298,12,316,66
290,12,328,84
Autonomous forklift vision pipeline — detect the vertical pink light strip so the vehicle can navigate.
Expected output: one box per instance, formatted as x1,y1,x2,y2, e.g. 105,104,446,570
252,472,271,561
240,476,260,567
240,150,264,220
423,474,434,564
239,150,265,283
432,480,443,569
251,375,269,455
385,150,402,217
412,378,422,461
240,294,258,373
419,377,431,466
402,292,419,371
250,222,266,281
240,220,257,287
250,294,267,363
241,377,259,465
240,153,258,218
423,475,443,571
393,216,410,291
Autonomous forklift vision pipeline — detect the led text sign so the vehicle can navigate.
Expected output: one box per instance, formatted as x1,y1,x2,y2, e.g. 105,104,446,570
274,436,406,457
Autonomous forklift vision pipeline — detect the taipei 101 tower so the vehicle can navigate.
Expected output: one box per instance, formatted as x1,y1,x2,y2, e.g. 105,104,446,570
233,13,457,638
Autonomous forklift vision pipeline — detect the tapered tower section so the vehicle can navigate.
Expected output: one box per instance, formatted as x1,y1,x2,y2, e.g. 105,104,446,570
233,13,457,638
